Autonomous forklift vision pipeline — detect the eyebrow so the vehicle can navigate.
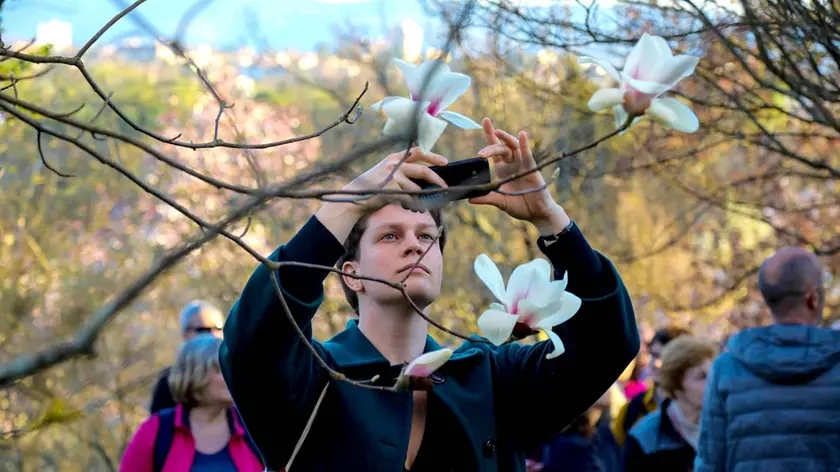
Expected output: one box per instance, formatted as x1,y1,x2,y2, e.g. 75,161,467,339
371,222,437,232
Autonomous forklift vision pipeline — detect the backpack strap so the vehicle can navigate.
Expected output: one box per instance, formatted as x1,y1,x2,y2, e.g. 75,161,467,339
283,382,329,472
153,407,177,472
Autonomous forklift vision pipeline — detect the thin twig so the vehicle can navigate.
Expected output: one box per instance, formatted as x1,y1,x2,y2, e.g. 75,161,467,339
269,270,397,392
76,0,150,58
36,130,74,178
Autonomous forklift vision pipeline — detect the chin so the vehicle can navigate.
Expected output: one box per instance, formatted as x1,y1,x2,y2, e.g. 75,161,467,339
403,285,439,309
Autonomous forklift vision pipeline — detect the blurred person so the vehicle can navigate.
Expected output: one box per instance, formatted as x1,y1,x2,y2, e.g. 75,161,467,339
121,334,263,472
218,120,641,471
623,335,717,472
541,385,622,472
612,324,690,445
149,300,225,414
695,247,840,472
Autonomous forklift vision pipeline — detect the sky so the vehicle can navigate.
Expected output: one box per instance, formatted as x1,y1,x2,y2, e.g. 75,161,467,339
2,0,437,51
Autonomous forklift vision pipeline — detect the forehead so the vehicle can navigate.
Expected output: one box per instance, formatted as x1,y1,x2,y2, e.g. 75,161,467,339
365,205,437,231
192,309,223,325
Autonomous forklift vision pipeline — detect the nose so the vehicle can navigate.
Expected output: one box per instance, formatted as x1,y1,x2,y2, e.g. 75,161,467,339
402,235,424,256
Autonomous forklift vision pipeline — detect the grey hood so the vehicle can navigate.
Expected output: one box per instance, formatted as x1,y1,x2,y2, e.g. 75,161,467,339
728,324,840,384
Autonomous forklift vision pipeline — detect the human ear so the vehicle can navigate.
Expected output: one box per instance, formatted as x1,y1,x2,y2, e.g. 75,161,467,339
342,260,364,293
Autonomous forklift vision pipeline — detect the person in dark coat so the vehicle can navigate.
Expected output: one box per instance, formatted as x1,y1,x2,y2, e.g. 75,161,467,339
148,300,225,414
624,335,717,472
541,387,621,472
219,120,640,471
694,247,840,472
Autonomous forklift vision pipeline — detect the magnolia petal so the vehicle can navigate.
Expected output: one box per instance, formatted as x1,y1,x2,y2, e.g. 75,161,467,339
587,88,624,112
438,110,482,129
651,55,700,89
578,56,621,83
404,348,453,377
647,97,699,133
417,114,449,153
621,73,672,96
371,96,399,112
477,308,519,345
426,72,471,114
394,59,425,99
506,258,552,308
624,33,669,82
528,271,568,308
535,292,582,329
489,302,507,312
381,97,448,153
542,328,566,360
474,254,509,307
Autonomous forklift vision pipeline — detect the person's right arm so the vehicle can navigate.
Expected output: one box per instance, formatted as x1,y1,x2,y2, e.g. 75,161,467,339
217,149,447,469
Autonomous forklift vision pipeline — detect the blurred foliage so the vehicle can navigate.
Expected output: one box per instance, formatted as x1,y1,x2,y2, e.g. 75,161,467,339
1,4,839,468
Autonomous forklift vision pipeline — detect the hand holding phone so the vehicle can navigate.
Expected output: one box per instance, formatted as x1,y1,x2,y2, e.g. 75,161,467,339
409,157,492,206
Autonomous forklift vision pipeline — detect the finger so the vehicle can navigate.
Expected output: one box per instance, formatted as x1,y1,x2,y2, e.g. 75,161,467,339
482,117,501,146
477,143,511,164
394,173,423,192
469,192,506,209
494,129,521,154
518,131,536,166
399,163,449,188
404,149,448,166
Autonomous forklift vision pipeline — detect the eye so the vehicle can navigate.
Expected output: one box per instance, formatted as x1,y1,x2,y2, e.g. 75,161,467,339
381,233,397,241
419,233,435,241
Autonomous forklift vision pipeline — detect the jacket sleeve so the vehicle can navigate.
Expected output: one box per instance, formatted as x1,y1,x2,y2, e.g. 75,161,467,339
622,435,647,472
492,222,640,449
119,415,158,472
694,357,728,472
218,215,346,470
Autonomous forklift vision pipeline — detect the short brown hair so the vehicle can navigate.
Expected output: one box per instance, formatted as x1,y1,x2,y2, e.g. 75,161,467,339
168,334,223,406
336,206,447,314
658,335,717,398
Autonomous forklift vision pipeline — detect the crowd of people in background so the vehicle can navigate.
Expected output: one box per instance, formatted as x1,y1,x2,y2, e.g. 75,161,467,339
116,244,840,472
115,135,840,472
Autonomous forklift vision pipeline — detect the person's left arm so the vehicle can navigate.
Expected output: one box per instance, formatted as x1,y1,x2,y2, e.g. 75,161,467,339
470,119,640,448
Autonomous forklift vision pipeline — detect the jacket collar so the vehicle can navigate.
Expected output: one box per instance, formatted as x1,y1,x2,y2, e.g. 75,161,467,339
322,319,484,369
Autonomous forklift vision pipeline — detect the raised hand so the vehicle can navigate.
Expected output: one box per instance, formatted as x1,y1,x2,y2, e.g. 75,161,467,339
469,118,571,235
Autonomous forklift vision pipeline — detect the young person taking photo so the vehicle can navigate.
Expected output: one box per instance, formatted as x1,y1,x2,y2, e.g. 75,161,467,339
219,118,641,472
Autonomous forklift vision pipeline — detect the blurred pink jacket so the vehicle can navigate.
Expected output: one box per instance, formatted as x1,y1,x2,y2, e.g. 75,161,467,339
119,404,264,472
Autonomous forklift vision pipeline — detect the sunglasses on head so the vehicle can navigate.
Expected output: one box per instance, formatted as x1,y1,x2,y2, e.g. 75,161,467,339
187,325,222,334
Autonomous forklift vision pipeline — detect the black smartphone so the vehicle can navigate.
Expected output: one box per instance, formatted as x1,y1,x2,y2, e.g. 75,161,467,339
410,157,492,204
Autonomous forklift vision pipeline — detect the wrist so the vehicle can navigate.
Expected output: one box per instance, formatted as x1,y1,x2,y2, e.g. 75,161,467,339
531,203,572,236
315,201,364,244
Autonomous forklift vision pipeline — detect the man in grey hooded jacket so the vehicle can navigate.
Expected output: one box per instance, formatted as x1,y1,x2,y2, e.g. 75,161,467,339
694,247,840,472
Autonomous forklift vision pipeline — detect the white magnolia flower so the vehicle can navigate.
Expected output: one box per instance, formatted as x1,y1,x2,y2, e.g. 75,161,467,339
579,33,700,133
372,59,481,153
395,348,453,391
474,255,582,359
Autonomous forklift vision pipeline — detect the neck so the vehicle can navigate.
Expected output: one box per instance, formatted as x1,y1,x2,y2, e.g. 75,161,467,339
673,399,700,425
773,307,817,325
189,403,229,426
358,300,429,366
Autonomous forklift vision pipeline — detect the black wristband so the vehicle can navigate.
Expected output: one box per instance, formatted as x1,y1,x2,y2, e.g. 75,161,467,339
539,220,576,244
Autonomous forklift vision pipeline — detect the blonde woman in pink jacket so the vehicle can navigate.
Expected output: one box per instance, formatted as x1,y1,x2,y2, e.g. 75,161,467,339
121,335,264,472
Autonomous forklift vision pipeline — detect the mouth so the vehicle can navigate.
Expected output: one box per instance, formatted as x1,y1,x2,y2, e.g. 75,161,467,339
398,263,431,275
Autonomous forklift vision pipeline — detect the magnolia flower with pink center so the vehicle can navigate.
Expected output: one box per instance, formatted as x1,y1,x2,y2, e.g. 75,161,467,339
395,348,452,391
474,254,582,359
579,33,700,133
372,59,481,153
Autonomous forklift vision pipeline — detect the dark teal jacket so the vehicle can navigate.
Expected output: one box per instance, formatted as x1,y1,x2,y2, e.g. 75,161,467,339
219,215,639,471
